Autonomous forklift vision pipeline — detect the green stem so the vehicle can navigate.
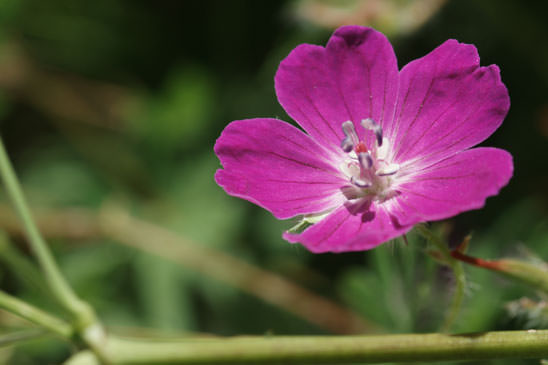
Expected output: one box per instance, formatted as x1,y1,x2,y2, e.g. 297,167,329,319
441,259,465,332
415,224,465,331
66,330,548,364
0,137,106,361
0,137,92,323
0,232,55,302
416,224,449,255
0,290,72,338
0,328,47,347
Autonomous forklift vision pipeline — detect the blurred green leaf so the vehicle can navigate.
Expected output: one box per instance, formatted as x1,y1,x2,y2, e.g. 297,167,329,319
338,266,393,329
0,232,50,302
133,253,195,331
0,0,20,32
162,153,245,249
8,336,69,365
20,146,107,207
128,67,216,154
58,242,133,317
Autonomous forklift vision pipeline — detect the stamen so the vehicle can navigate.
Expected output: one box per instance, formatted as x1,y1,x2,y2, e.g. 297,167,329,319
361,118,383,147
375,138,390,161
342,121,357,138
376,163,400,176
350,176,371,188
357,152,373,170
341,121,359,153
341,137,354,153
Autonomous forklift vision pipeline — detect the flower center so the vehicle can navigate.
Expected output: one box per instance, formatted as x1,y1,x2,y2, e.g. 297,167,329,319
339,119,400,202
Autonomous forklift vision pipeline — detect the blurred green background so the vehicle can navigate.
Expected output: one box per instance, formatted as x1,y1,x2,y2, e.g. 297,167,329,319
0,0,547,363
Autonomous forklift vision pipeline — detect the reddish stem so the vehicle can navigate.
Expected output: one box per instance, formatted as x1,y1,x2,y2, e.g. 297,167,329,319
450,250,503,271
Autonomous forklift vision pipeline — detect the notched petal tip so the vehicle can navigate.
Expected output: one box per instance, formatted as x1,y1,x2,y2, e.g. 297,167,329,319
440,38,480,61
275,24,398,154
332,25,377,47
392,36,510,165
484,64,510,111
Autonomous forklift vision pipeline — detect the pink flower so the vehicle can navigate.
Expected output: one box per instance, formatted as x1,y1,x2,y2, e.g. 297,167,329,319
214,26,513,253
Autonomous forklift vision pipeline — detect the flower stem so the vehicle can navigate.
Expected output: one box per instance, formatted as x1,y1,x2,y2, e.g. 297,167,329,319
451,251,548,293
65,330,548,364
0,137,106,359
0,137,95,324
441,258,465,332
416,224,449,255
0,290,73,338
0,328,48,347
415,224,465,331
0,232,57,302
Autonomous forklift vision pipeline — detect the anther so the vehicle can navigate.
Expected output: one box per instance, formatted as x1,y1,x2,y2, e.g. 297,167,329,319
361,118,383,147
358,152,373,170
350,176,371,188
342,121,357,137
341,121,359,153
341,137,354,153
376,163,400,176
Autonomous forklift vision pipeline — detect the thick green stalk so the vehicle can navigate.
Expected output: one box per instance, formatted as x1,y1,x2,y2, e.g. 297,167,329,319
0,290,72,338
65,330,548,364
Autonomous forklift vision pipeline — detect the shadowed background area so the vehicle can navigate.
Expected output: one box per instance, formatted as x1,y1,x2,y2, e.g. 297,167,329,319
0,0,547,363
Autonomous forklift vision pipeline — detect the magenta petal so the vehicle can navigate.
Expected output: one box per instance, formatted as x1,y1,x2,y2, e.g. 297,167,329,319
214,26,514,254
283,202,412,253
214,118,347,219
393,147,513,226
275,26,399,152
388,40,510,168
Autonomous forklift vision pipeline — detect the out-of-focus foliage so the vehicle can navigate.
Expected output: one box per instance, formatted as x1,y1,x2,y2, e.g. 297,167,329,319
0,1,546,364
291,0,448,36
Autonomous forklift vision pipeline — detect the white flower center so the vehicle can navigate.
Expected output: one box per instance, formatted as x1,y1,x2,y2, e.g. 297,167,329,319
339,119,400,202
